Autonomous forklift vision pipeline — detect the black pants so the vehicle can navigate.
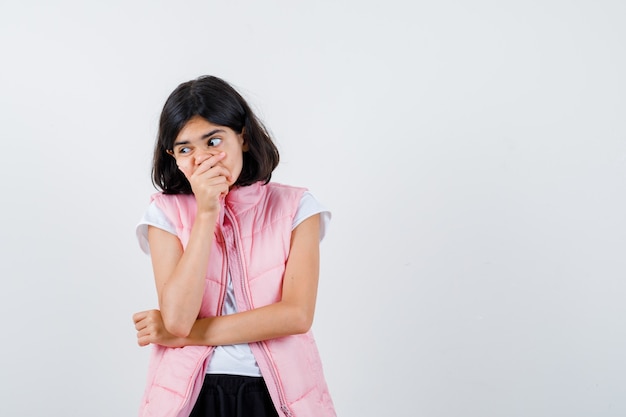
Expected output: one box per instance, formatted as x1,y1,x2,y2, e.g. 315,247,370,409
189,374,279,417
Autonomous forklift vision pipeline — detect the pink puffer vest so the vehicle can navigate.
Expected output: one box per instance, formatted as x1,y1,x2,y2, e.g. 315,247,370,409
139,182,336,417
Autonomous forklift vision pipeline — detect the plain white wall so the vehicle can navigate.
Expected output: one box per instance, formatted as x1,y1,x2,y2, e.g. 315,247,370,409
1,1,625,416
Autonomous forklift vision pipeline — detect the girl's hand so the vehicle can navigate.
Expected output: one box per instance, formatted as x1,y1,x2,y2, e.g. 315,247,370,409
178,152,232,214
133,309,186,348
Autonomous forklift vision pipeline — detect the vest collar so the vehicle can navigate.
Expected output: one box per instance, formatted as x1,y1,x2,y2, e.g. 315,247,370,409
224,181,264,211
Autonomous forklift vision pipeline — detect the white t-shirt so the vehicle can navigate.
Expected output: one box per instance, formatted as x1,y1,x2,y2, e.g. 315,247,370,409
136,191,330,376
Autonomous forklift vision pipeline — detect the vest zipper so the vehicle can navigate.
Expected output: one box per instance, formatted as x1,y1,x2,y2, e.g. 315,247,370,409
223,207,293,417
179,224,227,416
216,222,227,317
177,347,213,417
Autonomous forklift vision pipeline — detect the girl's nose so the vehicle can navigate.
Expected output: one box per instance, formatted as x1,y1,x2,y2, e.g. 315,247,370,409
194,150,215,166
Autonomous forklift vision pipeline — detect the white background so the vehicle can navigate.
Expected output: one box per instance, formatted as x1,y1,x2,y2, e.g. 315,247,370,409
1,1,625,416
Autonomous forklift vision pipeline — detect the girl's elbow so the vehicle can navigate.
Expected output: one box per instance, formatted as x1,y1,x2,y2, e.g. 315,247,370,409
164,316,193,338
291,309,314,334
169,326,192,339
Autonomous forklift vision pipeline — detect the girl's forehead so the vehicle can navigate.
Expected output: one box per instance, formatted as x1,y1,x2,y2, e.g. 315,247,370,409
174,117,233,144
181,115,214,129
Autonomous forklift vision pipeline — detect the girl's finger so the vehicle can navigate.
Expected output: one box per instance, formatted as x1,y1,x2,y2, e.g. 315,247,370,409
193,155,227,177
137,336,150,347
132,311,147,324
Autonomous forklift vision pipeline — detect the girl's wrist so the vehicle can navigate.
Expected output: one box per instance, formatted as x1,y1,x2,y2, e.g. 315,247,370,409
195,209,219,223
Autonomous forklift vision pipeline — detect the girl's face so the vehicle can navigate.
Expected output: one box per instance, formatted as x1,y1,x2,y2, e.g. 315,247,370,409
169,116,246,187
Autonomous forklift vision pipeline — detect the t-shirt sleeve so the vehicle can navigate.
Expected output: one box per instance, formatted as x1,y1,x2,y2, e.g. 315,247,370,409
135,201,177,255
292,191,331,241
137,191,329,253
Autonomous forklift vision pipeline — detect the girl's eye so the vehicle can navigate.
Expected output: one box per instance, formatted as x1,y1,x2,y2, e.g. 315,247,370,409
174,146,191,156
208,138,222,147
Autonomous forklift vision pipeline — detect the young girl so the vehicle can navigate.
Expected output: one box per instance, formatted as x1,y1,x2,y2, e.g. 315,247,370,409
132,76,336,417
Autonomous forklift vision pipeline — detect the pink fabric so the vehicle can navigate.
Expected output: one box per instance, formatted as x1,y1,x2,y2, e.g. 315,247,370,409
139,182,336,417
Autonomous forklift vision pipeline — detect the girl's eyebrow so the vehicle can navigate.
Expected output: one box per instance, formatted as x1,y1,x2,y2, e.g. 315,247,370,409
173,129,225,146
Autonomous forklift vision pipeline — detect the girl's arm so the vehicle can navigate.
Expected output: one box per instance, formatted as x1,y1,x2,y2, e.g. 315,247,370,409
147,212,217,338
145,153,231,338
134,214,321,347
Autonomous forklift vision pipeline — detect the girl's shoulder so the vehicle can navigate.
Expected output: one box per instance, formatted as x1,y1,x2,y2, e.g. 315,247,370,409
265,181,307,191
150,191,196,204
150,192,198,227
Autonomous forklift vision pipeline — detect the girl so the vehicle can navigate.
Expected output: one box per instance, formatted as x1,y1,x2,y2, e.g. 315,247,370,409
133,76,336,417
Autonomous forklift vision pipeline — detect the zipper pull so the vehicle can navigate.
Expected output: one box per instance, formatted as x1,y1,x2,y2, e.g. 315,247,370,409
281,404,293,417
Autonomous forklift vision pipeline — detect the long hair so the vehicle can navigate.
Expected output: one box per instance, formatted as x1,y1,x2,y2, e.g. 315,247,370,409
152,76,279,194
